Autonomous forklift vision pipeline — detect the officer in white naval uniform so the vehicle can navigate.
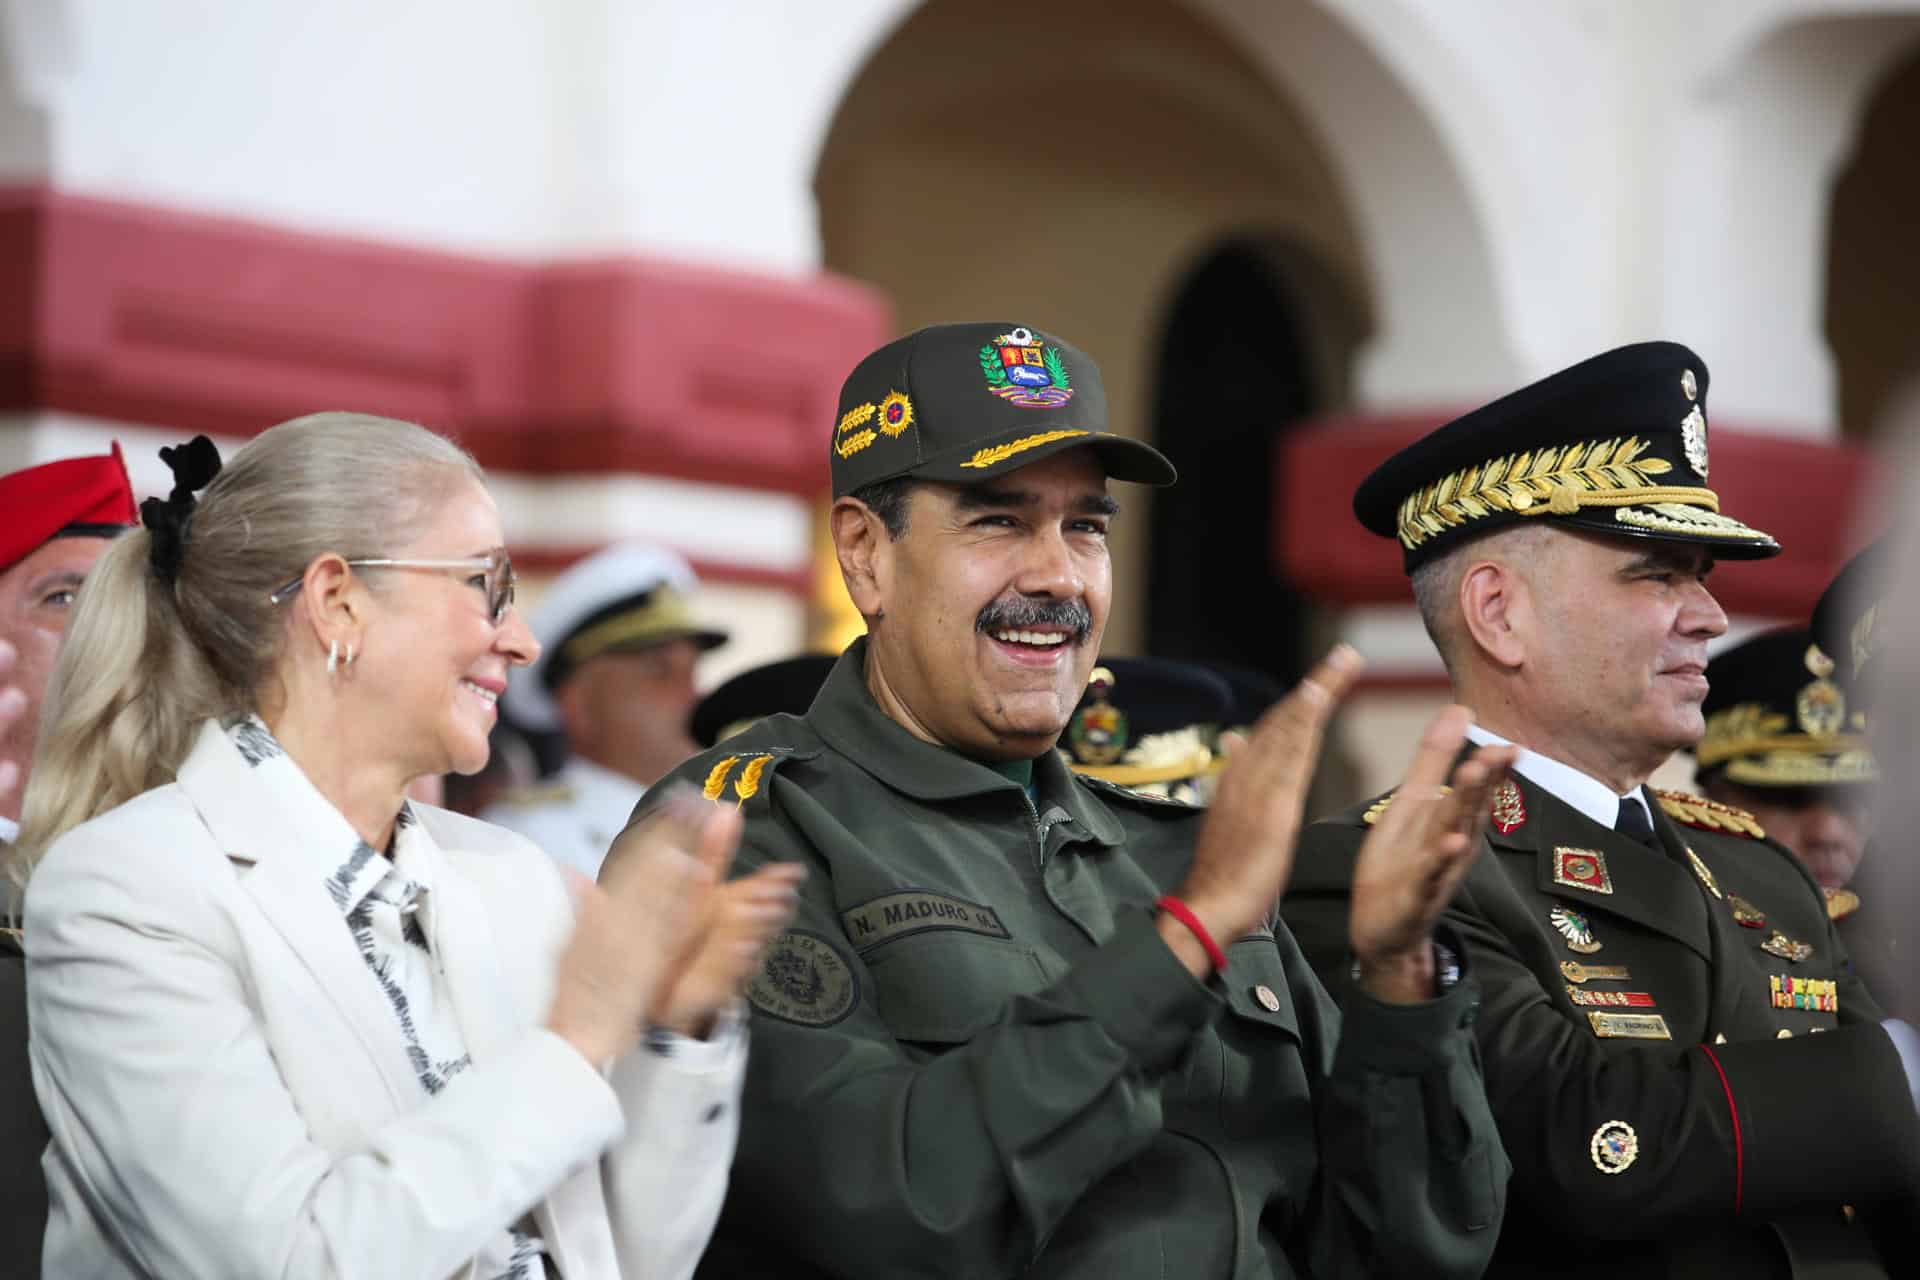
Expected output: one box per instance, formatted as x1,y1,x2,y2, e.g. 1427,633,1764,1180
484,544,726,878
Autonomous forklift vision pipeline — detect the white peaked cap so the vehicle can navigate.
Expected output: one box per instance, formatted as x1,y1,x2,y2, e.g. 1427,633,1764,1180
503,542,725,732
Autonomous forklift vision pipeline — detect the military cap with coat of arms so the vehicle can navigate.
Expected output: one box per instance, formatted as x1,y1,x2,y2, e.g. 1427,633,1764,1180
1693,627,1875,788
0,444,138,574
1062,656,1234,788
829,322,1176,498
1354,342,1779,571
1811,539,1886,688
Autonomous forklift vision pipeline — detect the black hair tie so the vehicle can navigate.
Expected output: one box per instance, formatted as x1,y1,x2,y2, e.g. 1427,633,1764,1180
140,435,223,586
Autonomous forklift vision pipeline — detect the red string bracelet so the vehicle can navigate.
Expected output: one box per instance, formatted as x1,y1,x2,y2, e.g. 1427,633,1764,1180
1156,895,1227,973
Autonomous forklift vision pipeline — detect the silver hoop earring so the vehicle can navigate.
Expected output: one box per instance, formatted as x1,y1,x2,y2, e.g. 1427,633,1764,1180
326,640,339,676
344,644,357,669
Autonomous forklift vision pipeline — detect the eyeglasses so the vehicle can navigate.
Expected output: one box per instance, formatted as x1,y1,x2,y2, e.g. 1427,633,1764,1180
267,550,518,626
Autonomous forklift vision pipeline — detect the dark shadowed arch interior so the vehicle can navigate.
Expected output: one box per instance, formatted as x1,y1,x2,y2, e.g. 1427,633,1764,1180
1826,42,1920,438
1146,240,1319,685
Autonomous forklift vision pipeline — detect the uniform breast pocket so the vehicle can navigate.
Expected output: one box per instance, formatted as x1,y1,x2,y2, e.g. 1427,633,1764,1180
863,932,1050,1047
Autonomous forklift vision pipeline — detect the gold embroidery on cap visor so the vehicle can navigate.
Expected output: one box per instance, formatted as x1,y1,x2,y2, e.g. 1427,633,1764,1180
1697,702,1878,784
1393,435,1772,551
1613,502,1772,541
959,429,1091,470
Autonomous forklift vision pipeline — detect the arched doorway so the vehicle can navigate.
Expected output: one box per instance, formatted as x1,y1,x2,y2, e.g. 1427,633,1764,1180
811,0,1376,653
1146,237,1360,683
1826,42,1920,439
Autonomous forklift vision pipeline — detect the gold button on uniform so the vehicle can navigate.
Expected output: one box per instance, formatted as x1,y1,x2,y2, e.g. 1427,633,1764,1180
1253,985,1281,1013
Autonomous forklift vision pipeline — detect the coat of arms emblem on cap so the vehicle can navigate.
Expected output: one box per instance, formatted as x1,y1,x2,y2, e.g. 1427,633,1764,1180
978,327,1075,408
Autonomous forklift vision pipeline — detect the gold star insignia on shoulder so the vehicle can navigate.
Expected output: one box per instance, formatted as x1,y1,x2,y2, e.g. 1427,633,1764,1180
1654,788,1765,839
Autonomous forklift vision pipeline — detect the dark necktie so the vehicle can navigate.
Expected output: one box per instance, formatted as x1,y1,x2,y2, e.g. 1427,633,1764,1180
1615,796,1659,850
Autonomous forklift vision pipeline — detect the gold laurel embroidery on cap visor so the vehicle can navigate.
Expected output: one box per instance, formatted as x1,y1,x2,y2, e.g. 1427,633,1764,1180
836,428,878,459
1613,502,1773,541
837,402,877,436
959,429,1092,470
877,391,914,438
1724,750,1878,786
1393,436,1719,550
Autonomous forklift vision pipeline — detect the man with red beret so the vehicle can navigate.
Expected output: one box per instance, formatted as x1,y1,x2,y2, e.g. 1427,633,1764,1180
0,445,138,844
0,444,136,1275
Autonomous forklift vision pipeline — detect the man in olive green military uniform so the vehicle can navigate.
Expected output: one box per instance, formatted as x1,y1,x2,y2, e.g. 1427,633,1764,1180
619,322,1515,1278
1284,343,1920,1276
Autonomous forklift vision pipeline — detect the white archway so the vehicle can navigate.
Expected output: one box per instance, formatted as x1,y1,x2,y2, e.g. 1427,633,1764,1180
1662,8,1920,431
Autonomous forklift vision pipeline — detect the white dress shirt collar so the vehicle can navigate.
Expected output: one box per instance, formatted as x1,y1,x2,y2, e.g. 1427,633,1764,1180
1464,723,1651,832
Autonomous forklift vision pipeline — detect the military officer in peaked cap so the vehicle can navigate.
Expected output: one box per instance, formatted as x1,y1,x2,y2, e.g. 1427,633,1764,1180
1057,656,1235,804
1808,540,1920,1026
0,444,137,1277
615,321,1516,1278
1284,342,1920,1276
483,542,727,878
1693,627,1875,911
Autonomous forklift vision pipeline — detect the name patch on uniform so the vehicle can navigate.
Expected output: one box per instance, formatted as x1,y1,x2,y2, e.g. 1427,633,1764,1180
1587,1011,1672,1040
748,929,859,1027
840,889,1011,954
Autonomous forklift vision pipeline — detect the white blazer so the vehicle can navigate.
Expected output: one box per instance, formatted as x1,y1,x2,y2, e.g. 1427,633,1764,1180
26,720,742,1279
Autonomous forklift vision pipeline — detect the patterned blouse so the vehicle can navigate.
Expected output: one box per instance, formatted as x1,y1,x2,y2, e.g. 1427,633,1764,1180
231,717,550,1279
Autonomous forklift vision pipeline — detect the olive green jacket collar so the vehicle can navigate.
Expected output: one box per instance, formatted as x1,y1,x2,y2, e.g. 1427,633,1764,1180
808,639,1125,847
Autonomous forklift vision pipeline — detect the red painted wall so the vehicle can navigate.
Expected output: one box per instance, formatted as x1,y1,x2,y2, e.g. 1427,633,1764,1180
0,187,891,500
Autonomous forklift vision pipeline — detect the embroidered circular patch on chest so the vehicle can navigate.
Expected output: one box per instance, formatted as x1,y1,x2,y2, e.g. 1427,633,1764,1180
748,929,860,1027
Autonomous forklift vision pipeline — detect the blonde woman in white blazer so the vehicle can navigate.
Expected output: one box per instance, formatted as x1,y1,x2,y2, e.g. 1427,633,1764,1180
11,417,802,1279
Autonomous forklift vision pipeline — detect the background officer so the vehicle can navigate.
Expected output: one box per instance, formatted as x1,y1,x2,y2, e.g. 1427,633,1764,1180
0,444,136,1278
485,542,727,877
621,321,1516,1279
1286,343,1920,1276
1056,655,1234,804
1692,626,1875,908
0,445,137,845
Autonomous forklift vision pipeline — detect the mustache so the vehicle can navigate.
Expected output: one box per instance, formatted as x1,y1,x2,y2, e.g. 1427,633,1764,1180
975,596,1093,643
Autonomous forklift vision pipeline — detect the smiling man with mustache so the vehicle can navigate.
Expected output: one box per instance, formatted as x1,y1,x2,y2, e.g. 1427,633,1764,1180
614,321,1518,1278
1284,343,1920,1278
